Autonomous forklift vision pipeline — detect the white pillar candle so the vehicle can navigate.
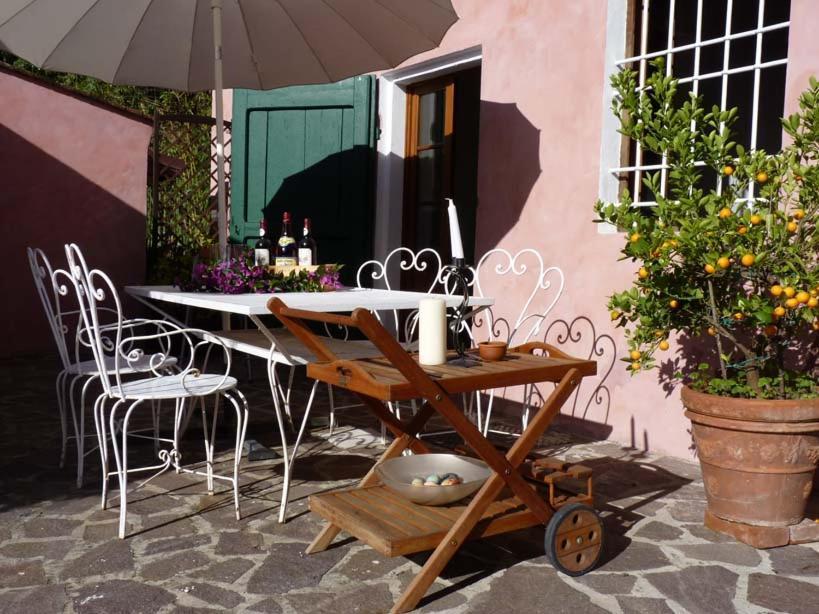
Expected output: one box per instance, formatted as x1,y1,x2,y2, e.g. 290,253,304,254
418,298,447,365
446,198,465,260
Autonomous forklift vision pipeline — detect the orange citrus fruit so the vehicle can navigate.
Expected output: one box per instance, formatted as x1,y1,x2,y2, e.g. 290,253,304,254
808,297,819,309
610,310,621,321
704,263,716,274
717,256,731,269
750,214,763,225
718,207,732,219
669,299,679,309
756,171,768,183
774,306,786,318
770,285,783,297
733,312,745,321
738,226,748,235
797,291,811,304
764,325,778,336
723,165,734,176
794,209,805,220
631,361,641,371
638,267,649,279
787,221,798,233
784,286,796,298
707,326,717,336
658,340,670,351
786,297,799,309
630,232,640,243
630,350,642,360
741,254,756,267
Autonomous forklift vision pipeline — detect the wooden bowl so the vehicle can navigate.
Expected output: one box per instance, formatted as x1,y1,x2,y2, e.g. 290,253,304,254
478,341,508,361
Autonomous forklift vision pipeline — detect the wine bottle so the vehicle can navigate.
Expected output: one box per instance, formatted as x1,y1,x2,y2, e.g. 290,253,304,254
253,218,272,266
298,218,318,266
275,211,297,267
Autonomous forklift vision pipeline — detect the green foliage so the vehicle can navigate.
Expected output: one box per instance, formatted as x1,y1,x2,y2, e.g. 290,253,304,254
0,52,209,117
596,60,819,399
686,363,818,399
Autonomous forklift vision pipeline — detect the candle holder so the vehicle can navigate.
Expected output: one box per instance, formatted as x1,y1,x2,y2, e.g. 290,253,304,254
443,258,478,367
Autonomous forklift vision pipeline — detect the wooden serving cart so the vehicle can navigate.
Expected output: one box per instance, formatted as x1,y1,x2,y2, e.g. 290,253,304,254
268,298,603,613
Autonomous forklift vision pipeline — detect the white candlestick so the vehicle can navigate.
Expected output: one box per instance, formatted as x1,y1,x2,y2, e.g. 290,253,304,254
418,298,447,365
446,198,465,260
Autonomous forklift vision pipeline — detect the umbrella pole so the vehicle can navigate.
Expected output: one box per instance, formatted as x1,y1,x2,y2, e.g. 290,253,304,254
212,0,228,260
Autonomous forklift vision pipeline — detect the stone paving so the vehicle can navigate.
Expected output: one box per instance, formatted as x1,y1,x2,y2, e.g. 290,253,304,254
1,353,819,614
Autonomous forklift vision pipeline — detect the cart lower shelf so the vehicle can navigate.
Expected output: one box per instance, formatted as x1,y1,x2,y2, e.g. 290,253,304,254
309,484,591,558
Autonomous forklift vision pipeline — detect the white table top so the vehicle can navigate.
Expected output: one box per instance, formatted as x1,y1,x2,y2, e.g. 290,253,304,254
124,285,493,316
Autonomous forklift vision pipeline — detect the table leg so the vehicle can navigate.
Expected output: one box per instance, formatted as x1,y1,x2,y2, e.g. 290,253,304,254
306,401,436,555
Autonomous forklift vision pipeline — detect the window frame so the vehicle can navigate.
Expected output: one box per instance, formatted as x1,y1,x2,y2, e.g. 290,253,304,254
598,0,791,232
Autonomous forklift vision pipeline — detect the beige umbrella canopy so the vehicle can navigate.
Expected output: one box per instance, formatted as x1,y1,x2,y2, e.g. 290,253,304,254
0,0,458,253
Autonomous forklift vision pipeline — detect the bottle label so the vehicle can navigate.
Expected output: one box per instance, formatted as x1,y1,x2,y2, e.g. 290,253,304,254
275,257,297,267
278,236,296,248
254,249,270,266
298,248,313,267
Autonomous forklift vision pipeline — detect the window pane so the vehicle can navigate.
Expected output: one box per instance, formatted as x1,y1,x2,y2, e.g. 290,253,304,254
417,90,444,147
731,0,760,35
416,147,442,203
764,0,791,26
647,0,672,53
762,28,790,63
726,71,755,149
757,65,788,154
701,0,729,42
673,0,698,47
729,34,756,70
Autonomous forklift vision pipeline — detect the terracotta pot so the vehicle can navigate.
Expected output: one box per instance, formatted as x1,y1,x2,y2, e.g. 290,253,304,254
682,386,819,527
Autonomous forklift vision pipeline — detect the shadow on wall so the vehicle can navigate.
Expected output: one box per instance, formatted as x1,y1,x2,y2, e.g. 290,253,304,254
0,125,147,357
474,101,542,253
259,144,374,287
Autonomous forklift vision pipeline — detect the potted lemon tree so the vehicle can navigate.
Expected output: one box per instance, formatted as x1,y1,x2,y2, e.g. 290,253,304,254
596,61,819,548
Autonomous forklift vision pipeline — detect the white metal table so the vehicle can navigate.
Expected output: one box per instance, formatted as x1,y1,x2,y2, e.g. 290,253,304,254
124,285,494,521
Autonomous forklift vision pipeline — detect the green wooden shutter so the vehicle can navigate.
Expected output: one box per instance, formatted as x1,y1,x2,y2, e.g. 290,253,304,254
231,76,376,278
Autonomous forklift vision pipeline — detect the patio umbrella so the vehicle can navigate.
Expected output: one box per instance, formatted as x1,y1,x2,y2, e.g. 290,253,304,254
0,0,458,256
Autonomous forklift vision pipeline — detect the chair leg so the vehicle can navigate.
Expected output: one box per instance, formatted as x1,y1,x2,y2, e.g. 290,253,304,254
208,396,221,495
95,395,115,510
151,400,160,457
110,399,143,539
76,375,98,488
483,390,496,437
327,384,336,435
278,380,318,524
56,370,68,469
200,396,214,494
224,389,249,520
173,398,186,473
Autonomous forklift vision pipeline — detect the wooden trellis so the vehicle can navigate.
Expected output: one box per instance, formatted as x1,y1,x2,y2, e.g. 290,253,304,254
147,113,232,282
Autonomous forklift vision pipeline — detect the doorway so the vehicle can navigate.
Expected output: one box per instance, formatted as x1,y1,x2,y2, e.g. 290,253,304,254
401,66,481,287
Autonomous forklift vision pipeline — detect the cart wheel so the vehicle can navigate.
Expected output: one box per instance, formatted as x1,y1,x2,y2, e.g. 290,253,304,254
544,503,604,576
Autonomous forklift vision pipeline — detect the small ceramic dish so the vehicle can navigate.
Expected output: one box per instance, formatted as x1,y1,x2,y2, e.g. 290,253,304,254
478,341,508,361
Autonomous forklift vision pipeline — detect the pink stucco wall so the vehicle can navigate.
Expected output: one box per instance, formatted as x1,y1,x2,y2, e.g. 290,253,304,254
218,1,819,458
0,68,153,357
393,0,819,458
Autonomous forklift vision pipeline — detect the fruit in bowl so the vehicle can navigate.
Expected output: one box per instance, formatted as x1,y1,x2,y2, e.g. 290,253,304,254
375,453,491,506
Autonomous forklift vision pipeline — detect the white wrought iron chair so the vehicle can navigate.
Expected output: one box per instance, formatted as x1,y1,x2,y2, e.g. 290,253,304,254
27,247,177,488
467,248,565,436
60,243,249,538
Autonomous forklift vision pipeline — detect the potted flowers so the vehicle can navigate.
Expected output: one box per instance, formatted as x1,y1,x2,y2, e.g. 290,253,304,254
596,62,819,548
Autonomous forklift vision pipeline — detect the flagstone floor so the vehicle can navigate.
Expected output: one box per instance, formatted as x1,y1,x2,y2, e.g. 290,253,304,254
1,353,818,614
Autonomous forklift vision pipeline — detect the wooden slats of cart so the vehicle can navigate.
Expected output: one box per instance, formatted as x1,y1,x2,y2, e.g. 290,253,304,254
307,351,597,402
310,485,537,557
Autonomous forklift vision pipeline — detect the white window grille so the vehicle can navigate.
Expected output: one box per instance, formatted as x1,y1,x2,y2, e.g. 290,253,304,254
599,0,790,214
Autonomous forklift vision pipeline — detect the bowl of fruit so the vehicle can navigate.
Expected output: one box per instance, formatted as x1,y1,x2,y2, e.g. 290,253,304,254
375,453,491,506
